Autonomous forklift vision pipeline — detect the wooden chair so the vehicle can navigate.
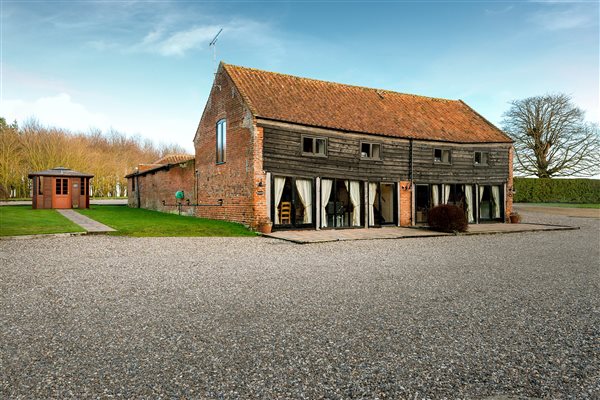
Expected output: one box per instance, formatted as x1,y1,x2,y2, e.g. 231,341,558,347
279,201,292,224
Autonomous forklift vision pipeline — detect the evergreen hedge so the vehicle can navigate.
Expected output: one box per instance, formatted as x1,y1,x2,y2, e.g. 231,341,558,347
513,177,600,204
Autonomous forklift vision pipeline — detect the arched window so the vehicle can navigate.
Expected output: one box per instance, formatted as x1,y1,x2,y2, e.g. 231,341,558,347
216,119,226,164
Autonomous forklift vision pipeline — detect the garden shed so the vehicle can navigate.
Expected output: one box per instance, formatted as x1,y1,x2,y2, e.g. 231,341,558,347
28,167,94,209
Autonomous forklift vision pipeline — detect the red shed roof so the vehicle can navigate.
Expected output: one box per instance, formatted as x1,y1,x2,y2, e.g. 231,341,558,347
222,63,512,144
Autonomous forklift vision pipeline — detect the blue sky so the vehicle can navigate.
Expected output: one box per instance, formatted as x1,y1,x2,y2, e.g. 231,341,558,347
2,0,598,153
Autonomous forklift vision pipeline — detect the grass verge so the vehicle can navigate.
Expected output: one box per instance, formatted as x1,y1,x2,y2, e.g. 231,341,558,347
77,206,257,237
0,206,85,236
518,203,600,209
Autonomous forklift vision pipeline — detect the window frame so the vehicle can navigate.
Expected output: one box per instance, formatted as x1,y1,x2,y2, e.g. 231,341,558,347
301,135,328,158
360,142,382,160
216,119,226,164
474,151,489,166
433,148,452,165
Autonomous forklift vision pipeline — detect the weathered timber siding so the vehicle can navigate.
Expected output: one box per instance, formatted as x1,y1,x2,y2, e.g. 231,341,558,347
412,142,511,184
262,123,510,184
262,125,410,181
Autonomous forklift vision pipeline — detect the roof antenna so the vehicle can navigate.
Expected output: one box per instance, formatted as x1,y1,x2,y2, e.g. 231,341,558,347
209,28,223,75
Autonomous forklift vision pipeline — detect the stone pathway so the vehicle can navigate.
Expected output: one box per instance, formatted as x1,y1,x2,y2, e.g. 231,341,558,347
56,210,115,233
265,223,577,244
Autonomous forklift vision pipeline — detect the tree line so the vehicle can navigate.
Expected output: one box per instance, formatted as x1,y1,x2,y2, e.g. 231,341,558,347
0,118,186,199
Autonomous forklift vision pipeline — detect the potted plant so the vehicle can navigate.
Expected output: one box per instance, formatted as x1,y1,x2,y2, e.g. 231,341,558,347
509,212,521,223
257,220,273,234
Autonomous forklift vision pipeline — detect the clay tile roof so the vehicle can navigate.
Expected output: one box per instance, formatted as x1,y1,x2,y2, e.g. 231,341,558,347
125,154,195,178
153,154,195,165
223,63,512,144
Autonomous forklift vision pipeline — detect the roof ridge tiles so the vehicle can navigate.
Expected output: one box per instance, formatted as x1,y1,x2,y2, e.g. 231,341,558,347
223,62,457,103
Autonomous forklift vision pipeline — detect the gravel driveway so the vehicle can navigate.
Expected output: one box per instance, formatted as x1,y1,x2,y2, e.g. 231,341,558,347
1,212,598,399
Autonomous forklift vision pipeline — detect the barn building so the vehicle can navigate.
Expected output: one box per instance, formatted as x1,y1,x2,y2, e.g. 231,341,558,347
28,167,93,209
190,63,514,231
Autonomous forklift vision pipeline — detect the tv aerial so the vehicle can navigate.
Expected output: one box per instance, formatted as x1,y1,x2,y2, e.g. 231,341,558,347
209,28,223,75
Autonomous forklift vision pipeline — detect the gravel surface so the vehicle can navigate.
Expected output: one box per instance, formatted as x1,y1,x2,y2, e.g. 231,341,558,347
1,212,598,399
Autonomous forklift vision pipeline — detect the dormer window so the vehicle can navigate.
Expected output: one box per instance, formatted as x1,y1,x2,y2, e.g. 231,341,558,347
434,148,451,164
361,142,381,159
302,136,327,157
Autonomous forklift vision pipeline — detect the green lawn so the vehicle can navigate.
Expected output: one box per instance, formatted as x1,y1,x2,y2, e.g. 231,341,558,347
77,206,257,237
519,203,600,209
0,206,85,236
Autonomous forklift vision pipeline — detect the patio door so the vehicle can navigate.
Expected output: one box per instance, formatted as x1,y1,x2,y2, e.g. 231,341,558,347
272,176,315,229
53,178,71,209
368,182,397,226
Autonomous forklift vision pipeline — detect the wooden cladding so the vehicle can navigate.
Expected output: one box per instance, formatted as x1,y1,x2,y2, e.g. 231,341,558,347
262,124,510,184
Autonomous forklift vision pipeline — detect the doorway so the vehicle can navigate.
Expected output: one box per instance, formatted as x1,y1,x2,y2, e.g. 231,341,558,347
368,182,397,226
53,178,71,209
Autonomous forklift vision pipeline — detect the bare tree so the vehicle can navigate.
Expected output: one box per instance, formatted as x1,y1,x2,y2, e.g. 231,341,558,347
502,94,599,178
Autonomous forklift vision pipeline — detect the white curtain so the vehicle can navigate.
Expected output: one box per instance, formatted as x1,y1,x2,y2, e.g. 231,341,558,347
273,177,286,225
368,182,378,226
295,179,313,224
492,185,500,219
345,180,361,227
431,185,439,207
465,185,474,223
320,179,333,228
444,184,451,204
479,186,485,202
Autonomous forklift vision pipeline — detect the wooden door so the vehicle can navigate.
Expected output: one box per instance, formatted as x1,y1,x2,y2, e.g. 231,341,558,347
53,178,71,209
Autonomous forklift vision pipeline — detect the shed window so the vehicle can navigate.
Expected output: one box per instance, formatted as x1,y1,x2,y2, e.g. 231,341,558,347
361,142,381,159
216,119,226,164
80,178,85,195
474,151,489,166
302,136,327,156
38,177,43,195
434,148,451,164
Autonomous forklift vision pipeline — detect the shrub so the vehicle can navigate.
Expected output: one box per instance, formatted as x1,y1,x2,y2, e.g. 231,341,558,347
513,178,600,204
427,205,468,233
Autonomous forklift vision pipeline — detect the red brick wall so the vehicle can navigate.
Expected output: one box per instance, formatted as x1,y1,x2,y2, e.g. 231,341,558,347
127,161,195,214
399,181,412,226
193,66,267,229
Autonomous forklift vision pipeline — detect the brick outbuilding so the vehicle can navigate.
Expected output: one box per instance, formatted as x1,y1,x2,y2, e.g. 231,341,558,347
126,154,195,214
28,167,93,209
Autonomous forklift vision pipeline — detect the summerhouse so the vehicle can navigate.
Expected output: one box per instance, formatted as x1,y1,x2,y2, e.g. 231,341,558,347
28,167,93,209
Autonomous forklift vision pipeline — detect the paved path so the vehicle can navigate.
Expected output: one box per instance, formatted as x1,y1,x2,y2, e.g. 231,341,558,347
56,209,115,233
265,222,577,244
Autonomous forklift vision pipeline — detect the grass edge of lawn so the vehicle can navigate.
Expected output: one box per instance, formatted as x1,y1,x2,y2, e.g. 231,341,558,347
0,206,85,236
516,202,600,209
76,205,257,237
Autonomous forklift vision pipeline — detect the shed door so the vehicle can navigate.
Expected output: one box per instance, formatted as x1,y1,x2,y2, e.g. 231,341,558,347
53,178,71,209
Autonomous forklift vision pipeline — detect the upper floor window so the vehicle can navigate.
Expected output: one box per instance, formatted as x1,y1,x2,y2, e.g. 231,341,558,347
302,136,327,157
216,119,226,164
361,142,381,159
474,151,489,166
434,148,451,164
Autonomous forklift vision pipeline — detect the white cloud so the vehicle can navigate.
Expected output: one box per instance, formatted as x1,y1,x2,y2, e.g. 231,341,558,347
530,7,594,30
2,93,110,132
130,18,283,58
1,93,196,152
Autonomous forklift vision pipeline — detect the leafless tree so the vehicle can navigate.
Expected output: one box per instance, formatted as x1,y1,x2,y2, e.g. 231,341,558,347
502,94,599,178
